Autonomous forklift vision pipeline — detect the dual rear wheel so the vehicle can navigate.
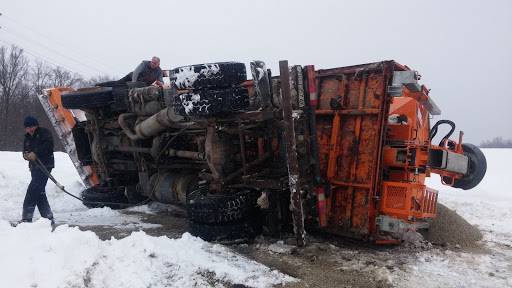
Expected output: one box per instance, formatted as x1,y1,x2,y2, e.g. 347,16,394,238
186,187,262,242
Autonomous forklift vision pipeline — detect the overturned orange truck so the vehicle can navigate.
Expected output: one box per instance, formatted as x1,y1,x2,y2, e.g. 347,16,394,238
39,60,486,245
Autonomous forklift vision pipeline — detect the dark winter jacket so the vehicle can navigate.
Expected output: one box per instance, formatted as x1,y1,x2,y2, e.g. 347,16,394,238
23,127,55,169
132,60,163,85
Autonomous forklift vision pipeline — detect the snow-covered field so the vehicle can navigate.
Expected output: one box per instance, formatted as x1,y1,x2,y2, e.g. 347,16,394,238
0,149,510,287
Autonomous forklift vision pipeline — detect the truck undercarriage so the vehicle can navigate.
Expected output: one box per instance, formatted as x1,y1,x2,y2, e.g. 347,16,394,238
38,60,486,245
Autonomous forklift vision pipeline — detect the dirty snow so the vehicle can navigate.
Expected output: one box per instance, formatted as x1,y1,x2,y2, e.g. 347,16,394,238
0,151,294,288
266,241,295,254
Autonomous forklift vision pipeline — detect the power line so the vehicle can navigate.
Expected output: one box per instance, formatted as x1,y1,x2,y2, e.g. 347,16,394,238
0,38,91,76
0,13,113,75
0,27,107,76
1,13,115,73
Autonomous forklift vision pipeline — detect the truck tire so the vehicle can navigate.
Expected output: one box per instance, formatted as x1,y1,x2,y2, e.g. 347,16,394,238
171,62,246,90
452,143,487,190
61,87,114,109
189,218,262,242
81,186,129,209
174,87,249,117
125,185,149,204
186,188,260,224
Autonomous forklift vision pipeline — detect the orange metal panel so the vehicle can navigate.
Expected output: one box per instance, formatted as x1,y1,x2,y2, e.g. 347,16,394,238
380,181,437,220
48,88,76,129
315,62,394,239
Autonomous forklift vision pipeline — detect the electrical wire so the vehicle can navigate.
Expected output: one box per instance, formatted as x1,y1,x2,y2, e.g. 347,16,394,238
1,14,114,74
0,27,106,76
0,38,90,76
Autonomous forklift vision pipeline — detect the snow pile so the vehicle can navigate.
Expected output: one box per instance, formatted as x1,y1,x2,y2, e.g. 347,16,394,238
0,219,293,288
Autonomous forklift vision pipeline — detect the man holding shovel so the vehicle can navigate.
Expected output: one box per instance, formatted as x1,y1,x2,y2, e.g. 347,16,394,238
19,116,55,225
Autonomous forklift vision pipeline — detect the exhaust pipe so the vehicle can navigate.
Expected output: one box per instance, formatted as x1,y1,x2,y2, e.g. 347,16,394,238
119,108,195,140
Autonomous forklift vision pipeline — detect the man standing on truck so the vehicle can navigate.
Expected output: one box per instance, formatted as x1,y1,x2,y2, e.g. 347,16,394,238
119,56,164,87
19,116,55,225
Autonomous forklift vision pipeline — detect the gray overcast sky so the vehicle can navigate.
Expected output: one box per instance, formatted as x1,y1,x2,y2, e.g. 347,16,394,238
1,0,511,144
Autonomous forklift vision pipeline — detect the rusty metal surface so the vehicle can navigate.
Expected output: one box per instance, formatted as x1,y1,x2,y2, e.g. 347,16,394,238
150,172,198,204
315,60,406,78
279,60,306,247
315,62,393,239
205,125,231,183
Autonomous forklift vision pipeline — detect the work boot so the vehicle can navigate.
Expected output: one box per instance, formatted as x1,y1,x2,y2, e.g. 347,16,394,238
50,218,57,231
11,219,31,227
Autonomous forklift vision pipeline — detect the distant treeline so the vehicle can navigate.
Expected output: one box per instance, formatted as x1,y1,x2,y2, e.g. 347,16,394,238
480,137,512,148
0,45,113,151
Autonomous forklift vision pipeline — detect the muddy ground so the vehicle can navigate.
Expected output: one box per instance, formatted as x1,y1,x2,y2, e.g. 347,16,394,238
74,203,486,288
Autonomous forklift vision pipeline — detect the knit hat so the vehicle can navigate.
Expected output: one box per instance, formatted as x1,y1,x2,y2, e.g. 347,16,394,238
23,116,39,128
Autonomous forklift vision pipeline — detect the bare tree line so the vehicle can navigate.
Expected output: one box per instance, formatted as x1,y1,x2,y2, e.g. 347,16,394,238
480,137,512,148
0,45,114,151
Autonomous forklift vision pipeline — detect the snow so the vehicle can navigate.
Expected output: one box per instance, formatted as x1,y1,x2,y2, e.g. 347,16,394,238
173,63,220,89
0,152,155,228
180,93,211,115
399,249,512,288
0,151,294,288
396,148,512,288
0,148,510,287
266,241,295,254
427,149,512,246
0,220,293,288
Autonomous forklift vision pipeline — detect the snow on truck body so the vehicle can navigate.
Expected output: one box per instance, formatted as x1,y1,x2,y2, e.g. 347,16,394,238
38,60,486,245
